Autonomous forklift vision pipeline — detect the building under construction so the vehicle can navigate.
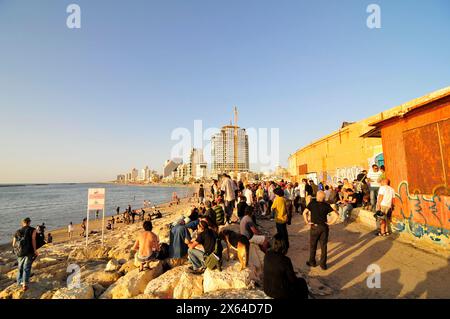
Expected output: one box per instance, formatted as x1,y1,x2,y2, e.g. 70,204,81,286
211,108,250,177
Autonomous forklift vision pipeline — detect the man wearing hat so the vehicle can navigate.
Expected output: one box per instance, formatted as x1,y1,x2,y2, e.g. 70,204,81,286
12,217,38,291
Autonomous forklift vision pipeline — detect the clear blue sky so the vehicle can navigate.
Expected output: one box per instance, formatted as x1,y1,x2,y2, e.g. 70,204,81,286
1,0,449,183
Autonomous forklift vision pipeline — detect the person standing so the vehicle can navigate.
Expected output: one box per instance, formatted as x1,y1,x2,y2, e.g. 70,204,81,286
284,183,295,224
376,179,395,236
271,188,289,250
305,180,314,198
68,222,74,240
221,174,236,224
12,218,38,291
116,206,120,215
244,184,254,207
95,210,99,220
367,164,383,212
198,184,205,204
303,191,339,270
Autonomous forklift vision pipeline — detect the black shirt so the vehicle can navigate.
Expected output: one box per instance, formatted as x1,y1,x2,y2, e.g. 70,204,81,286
263,251,308,299
307,200,334,225
237,202,248,218
196,228,221,256
14,226,35,256
305,184,314,196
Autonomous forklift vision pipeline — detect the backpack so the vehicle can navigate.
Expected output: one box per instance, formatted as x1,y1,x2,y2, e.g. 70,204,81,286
204,237,222,271
14,227,34,257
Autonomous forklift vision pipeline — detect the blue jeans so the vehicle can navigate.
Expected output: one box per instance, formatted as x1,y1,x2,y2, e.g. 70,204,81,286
17,255,33,286
225,200,235,223
339,204,353,222
370,187,380,212
188,248,205,270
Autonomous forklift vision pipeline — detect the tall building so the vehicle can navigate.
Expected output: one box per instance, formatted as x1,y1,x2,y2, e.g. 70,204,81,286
211,125,249,175
131,168,139,182
189,148,206,178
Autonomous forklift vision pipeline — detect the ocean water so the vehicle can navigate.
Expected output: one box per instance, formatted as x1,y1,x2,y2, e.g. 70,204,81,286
0,183,192,244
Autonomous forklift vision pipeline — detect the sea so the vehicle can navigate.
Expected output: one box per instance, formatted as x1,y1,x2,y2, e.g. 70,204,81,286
0,183,192,244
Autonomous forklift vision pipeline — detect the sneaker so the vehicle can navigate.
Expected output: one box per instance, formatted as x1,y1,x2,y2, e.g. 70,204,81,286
306,261,317,267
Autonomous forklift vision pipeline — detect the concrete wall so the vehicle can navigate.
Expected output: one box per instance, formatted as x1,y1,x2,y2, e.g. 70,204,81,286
289,118,383,184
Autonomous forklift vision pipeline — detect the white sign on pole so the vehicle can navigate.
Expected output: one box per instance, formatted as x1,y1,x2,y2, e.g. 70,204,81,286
86,188,106,246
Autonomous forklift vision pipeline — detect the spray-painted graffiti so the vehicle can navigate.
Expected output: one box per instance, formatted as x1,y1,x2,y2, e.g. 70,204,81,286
392,181,450,245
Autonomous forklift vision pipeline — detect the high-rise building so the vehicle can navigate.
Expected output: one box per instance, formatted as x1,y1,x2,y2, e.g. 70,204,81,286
131,168,139,182
188,148,206,178
211,125,249,175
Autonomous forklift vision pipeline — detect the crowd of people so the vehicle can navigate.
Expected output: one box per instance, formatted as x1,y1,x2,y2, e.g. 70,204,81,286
11,165,394,297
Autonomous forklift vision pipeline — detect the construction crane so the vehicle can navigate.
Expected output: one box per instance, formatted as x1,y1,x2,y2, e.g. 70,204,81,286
233,106,238,179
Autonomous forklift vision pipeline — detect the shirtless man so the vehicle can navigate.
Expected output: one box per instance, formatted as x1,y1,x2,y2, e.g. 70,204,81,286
132,221,160,271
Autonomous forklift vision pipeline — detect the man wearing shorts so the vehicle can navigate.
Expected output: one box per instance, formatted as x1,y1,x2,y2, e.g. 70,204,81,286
376,178,396,236
132,221,160,270
240,206,269,252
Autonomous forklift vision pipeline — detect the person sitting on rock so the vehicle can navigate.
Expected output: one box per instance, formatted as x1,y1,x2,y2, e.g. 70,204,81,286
240,206,269,253
187,220,222,274
169,217,191,264
263,233,309,299
132,220,160,271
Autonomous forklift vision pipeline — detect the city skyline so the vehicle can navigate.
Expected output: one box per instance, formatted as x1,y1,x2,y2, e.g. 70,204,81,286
1,0,450,183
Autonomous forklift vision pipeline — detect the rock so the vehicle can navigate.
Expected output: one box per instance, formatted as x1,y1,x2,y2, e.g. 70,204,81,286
0,263,14,275
173,271,203,299
132,293,159,299
33,257,60,270
100,261,163,299
157,225,171,244
40,290,56,299
307,277,333,296
68,246,110,261
92,283,106,298
0,282,57,299
118,260,137,275
203,261,255,293
107,244,134,261
52,283,95,299
143,265,190,298
105,259,120,272
84,270,121,288
196,289,271,299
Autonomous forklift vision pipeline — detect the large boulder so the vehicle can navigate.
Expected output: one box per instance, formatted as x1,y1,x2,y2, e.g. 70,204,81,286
68,245,110,261
33,257,61,270
203,261,255,293
173,271,203,299
196,289,271,299
105,259,120,272
100,261,163,299
52,283,95,299
84,270,121,288
0,263,15,275
118,260,137,275
144,265,190,298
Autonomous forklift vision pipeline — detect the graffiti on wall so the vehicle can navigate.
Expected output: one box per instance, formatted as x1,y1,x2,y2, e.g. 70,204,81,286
392,181,450,245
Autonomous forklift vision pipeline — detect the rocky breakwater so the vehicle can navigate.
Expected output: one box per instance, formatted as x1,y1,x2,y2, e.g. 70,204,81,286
0,205,270,299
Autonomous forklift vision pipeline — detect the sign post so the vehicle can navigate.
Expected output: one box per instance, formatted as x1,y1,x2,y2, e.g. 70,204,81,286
86,188,106,247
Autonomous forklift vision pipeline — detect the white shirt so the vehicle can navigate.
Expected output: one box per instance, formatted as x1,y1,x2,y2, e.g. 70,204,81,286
367,170,383,188
244,188,253,206
299,183,306,198
68,224,73,232
378,185,395,207
221,177,236,201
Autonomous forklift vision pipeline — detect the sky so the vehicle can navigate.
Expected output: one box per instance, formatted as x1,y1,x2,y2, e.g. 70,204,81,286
0,0,449,183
